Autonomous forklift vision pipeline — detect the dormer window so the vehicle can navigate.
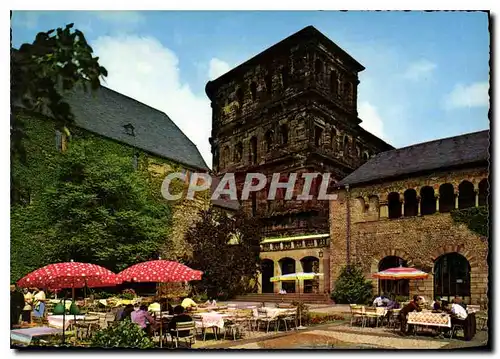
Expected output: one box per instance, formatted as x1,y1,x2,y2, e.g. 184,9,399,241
124,123,135,136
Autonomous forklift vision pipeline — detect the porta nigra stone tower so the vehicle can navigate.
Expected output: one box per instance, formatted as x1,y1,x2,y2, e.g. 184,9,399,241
205,26,393,238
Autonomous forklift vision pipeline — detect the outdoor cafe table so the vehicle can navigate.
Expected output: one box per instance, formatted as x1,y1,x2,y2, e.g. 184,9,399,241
47,315,99,330
11,326,63,346
407,311,451,329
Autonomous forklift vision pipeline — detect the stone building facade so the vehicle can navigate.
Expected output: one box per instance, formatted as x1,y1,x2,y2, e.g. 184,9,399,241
205,26,392,295
330,130,490,305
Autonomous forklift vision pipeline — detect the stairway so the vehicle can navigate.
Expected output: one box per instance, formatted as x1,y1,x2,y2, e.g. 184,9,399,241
232,293,332,304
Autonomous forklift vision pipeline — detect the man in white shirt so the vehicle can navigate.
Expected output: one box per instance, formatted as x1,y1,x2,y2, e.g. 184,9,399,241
451,302,468,320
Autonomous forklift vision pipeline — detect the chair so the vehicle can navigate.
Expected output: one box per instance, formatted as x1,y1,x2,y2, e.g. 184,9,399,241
450,322,465,339
279,309,297,331
349,305,365,327
172,321,196,348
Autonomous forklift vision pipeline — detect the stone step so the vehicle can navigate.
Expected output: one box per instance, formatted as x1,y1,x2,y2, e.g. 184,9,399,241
233,293,332,304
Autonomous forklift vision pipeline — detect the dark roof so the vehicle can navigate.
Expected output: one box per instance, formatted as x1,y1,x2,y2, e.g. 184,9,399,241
338,130,490,186
63,85,209,171
206,25,364,100
211,199,241,211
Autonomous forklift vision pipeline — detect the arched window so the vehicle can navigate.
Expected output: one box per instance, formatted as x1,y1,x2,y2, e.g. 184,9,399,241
281,67,289,88
439,183,455,213
478,178,488,206
388,192,402,219
234,142,243,162
249,137,258,164
420,186,436,215
378,256,409,296
404,189,418,217
331,128,337,151
355,197,366,215
368,195,379,219
265,74,273,94
301,256,320,293
261,259,274,293
222,146,230,168
355,144,361,157
458,180,475,209
280,124,289,145
343,135,350,154
314,59,323,77
434,253,471,303
330,71,338,96
314,126,323,146
363,152,370,161
250,82,257,101
279,257,296,293
264,130,273,153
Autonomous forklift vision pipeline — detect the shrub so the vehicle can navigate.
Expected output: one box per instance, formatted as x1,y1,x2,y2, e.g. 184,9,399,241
331,264,373,305
307,313,345,325
90,319,154,348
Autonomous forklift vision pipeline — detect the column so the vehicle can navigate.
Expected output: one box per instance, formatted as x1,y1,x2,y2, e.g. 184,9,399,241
379,201,388,218
400,200,404,217
258,271,263,294
455,192,459,209
417,197,421,216
273,260,280,294
297,259,304,294
435,195,440,212
318,254,325,294
475,190,479,207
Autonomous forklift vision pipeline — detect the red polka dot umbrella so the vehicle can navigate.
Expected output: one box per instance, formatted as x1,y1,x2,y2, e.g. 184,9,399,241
17,261,122,290
117,260,203,283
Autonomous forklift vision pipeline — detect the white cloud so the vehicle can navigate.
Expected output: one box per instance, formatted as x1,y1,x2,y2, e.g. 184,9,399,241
443,82,489,110
358,101,385,140
92,35,213,168
208,58,231,80
94,11,145,26
402,59,437,81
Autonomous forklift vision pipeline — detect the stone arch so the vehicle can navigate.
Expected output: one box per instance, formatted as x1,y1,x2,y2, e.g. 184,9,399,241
439,183,455,213
233,142,243,162
420,186,436,215
478,178,488,206
279,257,296,293
301,256,320,293
377,255,410,296
260,259,274,293
264,130,274,153
279,123,289,145
362,151,369,161
430,245,479,270
433,251,472,303
370,249,414,275
458,180,475,209
249,136,258,164
403,189,418,217
354,196,366,214
388,192,401,219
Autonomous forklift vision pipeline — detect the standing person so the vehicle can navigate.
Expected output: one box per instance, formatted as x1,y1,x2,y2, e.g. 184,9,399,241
399,295,422,335
22,288,33,323
32,288,47,319
11,285,25,328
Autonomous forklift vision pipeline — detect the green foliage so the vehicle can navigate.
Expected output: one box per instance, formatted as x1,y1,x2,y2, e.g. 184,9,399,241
11,23,107,163
291,301,310,324
90,319,154,348
331,264,374,305
451,206,489,237
10,138,173,282
308,313,345,325
184,209,262,300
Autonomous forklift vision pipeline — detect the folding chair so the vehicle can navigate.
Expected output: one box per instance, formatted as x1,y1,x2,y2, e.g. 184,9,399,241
172,321,196,348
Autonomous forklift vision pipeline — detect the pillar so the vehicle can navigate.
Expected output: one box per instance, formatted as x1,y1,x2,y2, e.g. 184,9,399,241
435,195,440,212
273,260,280,294
297,259,304,294
475,190,479,207
401,200,404,217
318,254,325,294
455,192,459,209
417,197,421,216
379,201,388,218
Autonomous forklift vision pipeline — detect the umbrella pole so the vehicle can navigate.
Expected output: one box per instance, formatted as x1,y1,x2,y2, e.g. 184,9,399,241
159,283,163,348
62,295,66,345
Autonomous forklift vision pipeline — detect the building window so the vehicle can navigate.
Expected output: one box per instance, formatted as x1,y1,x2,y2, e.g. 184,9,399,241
123,123,135,136
355,144,361,157
280,124,289,145
265,74,273,94
314,126,323,147
330,71,338,96
234,142,243,162
439,183,455,213
458,180,475,209
403,189,418,217
478,178,488,206
343,135,350,154
388,192,401,219
420,186,436,215
265,130,273,153
236,88,244,108
249,136,258,164
314,58,323,77
281,67,289,89
331,129,337,151
250,82,257,101
362,152,369,161
434,253,471,303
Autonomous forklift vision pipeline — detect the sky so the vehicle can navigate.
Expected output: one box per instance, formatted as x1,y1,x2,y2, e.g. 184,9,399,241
11,10,490,168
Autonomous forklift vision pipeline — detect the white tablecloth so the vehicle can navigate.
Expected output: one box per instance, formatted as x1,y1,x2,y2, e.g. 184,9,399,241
11,327,62,345
47,315,86,330
195,312,225,329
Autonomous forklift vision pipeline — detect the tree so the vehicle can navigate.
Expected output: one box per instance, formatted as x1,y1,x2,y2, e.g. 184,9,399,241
11,139,173,280
331,264,374,305
11,20,107,204
184,209,262,300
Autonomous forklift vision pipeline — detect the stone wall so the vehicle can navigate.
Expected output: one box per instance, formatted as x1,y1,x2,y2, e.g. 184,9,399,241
329,167,489,305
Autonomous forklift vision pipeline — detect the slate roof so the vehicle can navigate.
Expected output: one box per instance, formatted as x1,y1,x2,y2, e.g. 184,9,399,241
338,130,490,186
63,85,209,171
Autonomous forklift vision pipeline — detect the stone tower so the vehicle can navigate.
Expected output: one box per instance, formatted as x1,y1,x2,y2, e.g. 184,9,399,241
205,26,393,237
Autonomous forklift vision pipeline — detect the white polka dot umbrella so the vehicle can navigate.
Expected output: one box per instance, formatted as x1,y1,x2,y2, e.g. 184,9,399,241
117,260,203,348
17,261,122,290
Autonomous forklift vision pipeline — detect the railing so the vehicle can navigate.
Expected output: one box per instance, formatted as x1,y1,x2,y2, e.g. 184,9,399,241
260,238,329,252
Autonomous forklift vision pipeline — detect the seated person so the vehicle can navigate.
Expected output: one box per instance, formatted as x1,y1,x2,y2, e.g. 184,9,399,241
449,300,468,321
181,297,198,311
454,296,467,310
120,304,135,321
168,305,193,338
372,295,387,307
131,305,156,336
159,299,174,315
432,298,443,313
386,296,400,310
399,295,423,335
